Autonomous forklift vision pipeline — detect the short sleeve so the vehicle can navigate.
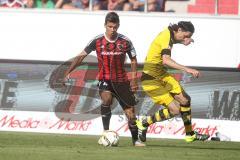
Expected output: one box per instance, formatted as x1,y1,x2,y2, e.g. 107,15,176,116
84,38,97,54
127,40,137,59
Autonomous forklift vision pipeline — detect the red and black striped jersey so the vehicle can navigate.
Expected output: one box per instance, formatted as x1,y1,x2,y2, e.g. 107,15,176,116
84,33,136,82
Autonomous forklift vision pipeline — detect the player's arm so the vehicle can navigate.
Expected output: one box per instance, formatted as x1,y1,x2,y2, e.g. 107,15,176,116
130,56,138,92
162,54,200,78
126,39,138,92
64,51,88,79
64,36,96,80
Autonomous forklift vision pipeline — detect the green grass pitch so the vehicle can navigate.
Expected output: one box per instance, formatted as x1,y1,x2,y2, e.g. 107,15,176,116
0,131,240,160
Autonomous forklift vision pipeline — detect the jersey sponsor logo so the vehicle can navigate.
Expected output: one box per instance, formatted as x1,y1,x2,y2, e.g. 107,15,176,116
101,51,123,55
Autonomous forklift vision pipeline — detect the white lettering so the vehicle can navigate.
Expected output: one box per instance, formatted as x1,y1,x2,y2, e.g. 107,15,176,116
101,52,123,55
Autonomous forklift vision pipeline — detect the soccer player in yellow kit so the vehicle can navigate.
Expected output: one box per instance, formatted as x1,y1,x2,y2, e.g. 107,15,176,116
136,21,209,143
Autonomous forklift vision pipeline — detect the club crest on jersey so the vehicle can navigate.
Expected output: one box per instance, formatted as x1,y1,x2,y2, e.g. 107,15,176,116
117,44,124,50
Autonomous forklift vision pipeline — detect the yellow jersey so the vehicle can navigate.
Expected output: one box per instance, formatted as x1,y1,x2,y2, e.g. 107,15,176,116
143,27,174,78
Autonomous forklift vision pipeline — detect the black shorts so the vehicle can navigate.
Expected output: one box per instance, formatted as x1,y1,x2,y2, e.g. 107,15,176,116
98,80,137,108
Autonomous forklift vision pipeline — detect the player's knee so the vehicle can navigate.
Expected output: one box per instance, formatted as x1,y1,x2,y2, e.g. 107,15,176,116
102,100,112,106
168,101,180,115
180,96,191,107
179,92,191,106
174,92,191,106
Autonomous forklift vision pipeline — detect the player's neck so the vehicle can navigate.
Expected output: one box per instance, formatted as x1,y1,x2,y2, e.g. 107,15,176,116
104,33,118,42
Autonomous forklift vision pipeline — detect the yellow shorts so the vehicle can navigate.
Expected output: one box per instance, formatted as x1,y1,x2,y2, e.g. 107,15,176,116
141,73,182,106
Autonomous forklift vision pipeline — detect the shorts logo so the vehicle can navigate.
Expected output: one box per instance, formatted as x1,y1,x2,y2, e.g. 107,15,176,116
103,82,108,86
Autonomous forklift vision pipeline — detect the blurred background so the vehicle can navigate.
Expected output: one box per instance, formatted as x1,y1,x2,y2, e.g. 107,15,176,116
0,0,239,15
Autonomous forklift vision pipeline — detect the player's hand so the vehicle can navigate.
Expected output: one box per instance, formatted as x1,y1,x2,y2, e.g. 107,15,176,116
185,68,200,78
130,80,138,93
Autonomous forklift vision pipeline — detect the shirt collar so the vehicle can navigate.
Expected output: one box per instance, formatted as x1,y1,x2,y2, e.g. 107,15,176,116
104,33,119,43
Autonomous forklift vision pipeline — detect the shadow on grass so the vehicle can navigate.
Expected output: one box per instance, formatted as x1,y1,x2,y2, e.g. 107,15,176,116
146,143,240,151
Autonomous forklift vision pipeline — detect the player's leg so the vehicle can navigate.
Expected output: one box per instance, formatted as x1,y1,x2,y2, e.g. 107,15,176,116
113,82,145,146
163,75,194,138
174,90,209,142
98,81,113,131
136,100,179,142
165,75,209,141
138,103,176,127
137,76,176,142
99,91,113,130
123,107,145,147
97,81,113,145
174,90,193,136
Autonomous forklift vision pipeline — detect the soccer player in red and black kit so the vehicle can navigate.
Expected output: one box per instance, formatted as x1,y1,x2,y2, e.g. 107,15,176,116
64,12,145,147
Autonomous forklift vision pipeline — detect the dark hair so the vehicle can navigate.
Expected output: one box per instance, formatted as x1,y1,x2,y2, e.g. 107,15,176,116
169,21,195,34
105,12,120,25
178,21,195,33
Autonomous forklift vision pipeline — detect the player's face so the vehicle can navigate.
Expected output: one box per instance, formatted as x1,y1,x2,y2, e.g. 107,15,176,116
105,21,119,40
175,29,194,46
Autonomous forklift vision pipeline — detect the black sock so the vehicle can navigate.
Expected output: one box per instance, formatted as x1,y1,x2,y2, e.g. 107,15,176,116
180,106,193,136
101,105,111,130
128,118,138,143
